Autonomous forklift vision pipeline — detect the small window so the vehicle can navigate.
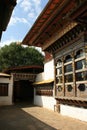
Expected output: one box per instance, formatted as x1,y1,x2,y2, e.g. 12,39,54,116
75,49,84,59
57,59,62,67
58,76,62,83
76,72,87,81
67,85,73,92
84,71,87,80
57,86,62,92
64,55,72,63
75,60,85,70
57,67,62,75
78,84,85,91
65,64,72,73
65,74,73,82
76,72,84,81
0,83,8,96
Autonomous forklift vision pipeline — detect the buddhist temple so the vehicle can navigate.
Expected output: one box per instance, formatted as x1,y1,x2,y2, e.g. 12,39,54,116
22,0,87,121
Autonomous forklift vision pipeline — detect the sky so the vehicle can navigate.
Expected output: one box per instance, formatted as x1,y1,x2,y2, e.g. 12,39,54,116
0,0,48,47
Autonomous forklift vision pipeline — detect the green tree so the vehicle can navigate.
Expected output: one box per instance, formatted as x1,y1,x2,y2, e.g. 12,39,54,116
0,42,44,71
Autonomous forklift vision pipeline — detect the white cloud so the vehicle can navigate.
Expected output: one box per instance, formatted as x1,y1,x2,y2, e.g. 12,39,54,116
9,16,29,26
28,11,35,19
19,0,41,20
20,0,32,12
32,0,41,14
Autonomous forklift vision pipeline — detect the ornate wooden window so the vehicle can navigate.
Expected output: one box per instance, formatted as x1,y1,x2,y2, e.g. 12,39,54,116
75,48,86,82
36,84,53,96
0,83,8,96
55,46,87,101
56,59,63,96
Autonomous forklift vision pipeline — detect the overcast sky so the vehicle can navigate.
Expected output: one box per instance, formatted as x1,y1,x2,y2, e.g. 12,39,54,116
0,0,48,47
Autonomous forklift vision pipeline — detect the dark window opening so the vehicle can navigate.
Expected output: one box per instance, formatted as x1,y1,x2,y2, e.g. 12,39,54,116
75,60,85,70
65,64,72,72
64,55,72,63
0,83,8,96
65,74,73,82
78,84,86,91
75,49,84,59
57,59,62,66
67,85,73,92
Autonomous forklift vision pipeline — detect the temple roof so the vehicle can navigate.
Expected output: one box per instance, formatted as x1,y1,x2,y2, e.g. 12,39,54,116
0,0,17,40
4,65,44,74
22,0,87,51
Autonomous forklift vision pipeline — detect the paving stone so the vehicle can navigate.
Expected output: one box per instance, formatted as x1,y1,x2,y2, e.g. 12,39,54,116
0,103,87,130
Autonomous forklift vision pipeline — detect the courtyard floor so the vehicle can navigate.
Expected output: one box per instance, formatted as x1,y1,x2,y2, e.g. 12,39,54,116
0,103,87,130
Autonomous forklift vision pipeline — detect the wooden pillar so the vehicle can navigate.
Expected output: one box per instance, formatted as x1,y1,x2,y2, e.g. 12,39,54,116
71,52,76,97
62,57,65,96
54,59,57,97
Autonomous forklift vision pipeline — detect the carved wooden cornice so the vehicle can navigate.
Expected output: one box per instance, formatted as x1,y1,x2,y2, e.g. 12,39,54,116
22,0,87,53
45,24,87,54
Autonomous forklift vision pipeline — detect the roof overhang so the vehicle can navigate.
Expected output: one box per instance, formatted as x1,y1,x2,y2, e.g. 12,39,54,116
0,73,10,77
33,79,54,85
22,0,87,51
3,65,44,74
0,0,17,40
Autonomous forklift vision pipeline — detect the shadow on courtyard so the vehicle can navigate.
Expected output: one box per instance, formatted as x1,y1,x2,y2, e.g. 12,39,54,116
0,103,56,130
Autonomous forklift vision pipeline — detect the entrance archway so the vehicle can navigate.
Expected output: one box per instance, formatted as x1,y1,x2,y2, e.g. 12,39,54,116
13,80,34,103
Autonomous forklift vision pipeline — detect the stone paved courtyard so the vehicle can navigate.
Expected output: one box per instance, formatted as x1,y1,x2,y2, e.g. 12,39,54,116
0,103,87,130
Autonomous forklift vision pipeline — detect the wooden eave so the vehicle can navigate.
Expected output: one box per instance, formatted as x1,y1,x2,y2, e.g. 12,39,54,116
22,0,60,45
22,0,87,51
22,0,73,45
33,79,54,85
46,25,87,54
0,72,10,77
0,0,17,40
3,65,44,74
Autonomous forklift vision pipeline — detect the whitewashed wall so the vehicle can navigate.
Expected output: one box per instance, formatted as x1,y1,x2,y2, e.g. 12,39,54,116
35,72,44,82
60,104,87,122
34,89,56,111
35,59,54,82
44,59,54,80
34,59,56,110
0,75,13,106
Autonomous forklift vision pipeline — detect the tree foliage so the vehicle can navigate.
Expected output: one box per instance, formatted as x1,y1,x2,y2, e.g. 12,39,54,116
0,42,44,71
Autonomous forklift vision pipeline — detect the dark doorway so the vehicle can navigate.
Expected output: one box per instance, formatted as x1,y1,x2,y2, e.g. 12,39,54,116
13,80,34,103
